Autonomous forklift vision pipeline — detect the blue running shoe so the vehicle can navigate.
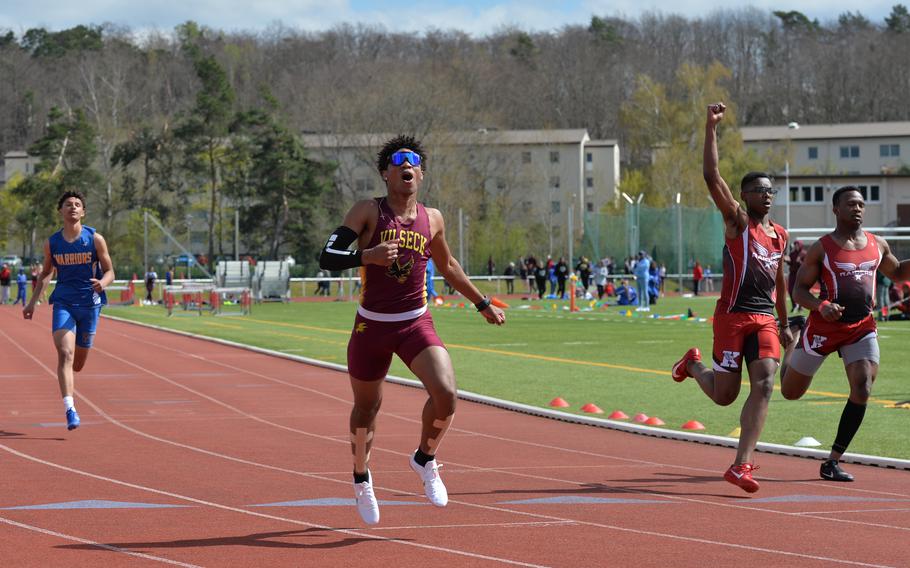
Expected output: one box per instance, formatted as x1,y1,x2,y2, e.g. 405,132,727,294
66,408,80,431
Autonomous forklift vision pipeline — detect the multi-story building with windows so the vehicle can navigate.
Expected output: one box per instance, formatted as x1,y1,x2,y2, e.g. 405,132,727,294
741,122,910,231
300,129,620,256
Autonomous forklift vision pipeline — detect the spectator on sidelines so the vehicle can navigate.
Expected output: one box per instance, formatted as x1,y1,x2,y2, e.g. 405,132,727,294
0,263,10,303
648,263,660,305
518,258,529,294
594,260,608,299
523,256,536,295
144,266,158,304
165,266,174,287
658,262,667,296
616,279,638,305
503,262,515,294
575,256,592,290
13,268,28,305
487,255,495,276
634,251,651,311
315,269,331,296
426,258,437,301
534,258,547,299
555,257,569,299
692,261,704,296
876,270,891,321
547,257,557,296
704,265,714,292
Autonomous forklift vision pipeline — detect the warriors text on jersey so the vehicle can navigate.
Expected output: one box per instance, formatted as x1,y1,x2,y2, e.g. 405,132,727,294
716,218,788,315
49,226,107,308
359,198,432,316
817,231,881,323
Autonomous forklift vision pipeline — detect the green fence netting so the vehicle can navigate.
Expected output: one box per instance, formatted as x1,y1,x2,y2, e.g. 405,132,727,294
582,206,725,274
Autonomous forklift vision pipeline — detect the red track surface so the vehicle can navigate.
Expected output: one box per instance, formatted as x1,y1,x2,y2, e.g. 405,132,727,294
1,306,908,567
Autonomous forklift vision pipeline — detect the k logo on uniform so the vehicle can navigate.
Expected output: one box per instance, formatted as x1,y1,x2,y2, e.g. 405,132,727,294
810,335,827,349
355,322,367,333
721,350,741,368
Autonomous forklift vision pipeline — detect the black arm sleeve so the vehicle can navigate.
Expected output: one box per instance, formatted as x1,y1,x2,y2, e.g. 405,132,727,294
319,226,363,271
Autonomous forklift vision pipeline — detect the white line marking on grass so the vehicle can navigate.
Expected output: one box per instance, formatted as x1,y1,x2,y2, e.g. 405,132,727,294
0,516,203,567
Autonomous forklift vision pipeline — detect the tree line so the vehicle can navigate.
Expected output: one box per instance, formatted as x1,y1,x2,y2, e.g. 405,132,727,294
1,6,908,273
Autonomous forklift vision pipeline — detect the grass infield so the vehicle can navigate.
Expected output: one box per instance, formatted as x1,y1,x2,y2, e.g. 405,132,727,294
106,295,910,460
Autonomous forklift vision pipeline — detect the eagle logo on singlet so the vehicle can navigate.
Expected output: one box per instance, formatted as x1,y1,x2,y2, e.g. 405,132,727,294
834,260,877,282
751,241,781,271
387,256,414,284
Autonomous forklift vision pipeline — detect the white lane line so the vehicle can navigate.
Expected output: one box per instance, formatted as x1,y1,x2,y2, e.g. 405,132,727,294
0,516,203,567
0,445,552,568
367,521,577,531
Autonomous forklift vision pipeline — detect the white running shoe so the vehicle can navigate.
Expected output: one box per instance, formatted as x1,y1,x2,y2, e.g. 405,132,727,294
353,472,380,525
409,452,448,507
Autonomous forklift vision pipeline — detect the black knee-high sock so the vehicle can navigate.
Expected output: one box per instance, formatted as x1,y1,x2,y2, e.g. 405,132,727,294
832,400,867,456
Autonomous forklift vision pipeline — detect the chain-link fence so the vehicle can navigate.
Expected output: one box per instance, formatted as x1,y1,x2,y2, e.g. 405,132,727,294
582,206,725,275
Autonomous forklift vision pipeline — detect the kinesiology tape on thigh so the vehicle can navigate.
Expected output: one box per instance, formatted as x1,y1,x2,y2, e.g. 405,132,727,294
427,414,454,454
350,428,373,472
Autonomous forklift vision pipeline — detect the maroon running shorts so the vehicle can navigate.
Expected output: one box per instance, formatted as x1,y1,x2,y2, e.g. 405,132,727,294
347,310,446,381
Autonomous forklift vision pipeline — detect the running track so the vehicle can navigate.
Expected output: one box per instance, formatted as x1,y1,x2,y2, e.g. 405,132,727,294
1,306,908,567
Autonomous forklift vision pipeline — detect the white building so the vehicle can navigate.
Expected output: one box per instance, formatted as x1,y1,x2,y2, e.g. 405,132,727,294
741,122,910,231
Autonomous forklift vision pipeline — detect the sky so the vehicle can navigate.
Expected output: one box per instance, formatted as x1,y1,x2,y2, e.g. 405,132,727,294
0,0,901,37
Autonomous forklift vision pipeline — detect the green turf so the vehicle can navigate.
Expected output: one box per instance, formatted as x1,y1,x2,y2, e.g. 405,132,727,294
105,296,910,460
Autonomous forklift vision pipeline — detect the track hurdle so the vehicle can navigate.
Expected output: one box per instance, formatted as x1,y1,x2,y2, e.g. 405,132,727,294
164,284,212,316
210,287,252,316
105,280,136,306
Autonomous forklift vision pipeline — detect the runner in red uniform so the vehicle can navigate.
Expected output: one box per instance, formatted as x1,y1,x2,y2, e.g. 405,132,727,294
780,186,910,482
319,135,505,525
671,102,794,493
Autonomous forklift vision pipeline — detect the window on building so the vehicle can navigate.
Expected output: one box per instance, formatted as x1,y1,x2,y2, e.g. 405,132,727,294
355,178,371,194
802,186,812,202
549,176,560,188
550,151,560,163
870,185,880,201
840,145,860,158
586,152,593,163
551,200,561,214
586,177,594,189
814,186,824,202
808,147,818,160
880,144,900,157
790,187,799,203
521,151,532,164
586,202,594,212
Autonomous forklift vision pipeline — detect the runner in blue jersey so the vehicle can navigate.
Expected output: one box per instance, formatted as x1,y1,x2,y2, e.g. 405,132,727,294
23,191,115,431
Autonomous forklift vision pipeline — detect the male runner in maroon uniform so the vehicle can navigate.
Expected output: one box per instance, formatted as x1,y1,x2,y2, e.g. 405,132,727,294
780,186,910,482
671,102,793,493
319,135,505,525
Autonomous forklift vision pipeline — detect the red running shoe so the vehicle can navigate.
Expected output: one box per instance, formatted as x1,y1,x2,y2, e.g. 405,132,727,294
724,463,760,493
671,347,701,382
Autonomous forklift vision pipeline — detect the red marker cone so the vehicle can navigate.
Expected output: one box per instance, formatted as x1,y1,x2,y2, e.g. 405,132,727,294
682,420,705,430
549,397,570,408
608,410,629,420
491,297,510,309
580,403,604,414
644,416,665,426
633,413,649,423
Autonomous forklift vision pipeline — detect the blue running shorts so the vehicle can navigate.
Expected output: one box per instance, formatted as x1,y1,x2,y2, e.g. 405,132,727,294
52,304,102,348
